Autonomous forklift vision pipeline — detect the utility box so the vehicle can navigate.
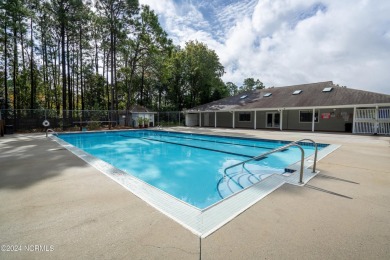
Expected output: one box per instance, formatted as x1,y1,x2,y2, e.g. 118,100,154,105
5,125,14,134
345,123,352,132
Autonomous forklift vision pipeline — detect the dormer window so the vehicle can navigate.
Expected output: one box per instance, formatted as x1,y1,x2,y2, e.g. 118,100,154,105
293,90,302,95
264,93,272,97
322,87,333,92
240,95,248,99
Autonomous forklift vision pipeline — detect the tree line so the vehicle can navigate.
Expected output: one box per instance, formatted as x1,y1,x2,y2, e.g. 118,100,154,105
0,0,264,114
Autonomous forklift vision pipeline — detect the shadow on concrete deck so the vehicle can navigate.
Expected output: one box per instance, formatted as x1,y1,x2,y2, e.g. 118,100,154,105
0,135,89,190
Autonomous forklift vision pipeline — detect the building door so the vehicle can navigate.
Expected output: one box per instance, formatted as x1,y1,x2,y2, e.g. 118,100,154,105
266,112,280,128
204,113,210,126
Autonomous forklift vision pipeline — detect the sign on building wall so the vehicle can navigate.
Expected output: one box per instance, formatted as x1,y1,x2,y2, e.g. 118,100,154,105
321,113,330,119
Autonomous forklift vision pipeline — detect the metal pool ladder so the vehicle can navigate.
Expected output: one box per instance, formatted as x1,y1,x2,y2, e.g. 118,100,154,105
46,128,58,138
223,139,318,184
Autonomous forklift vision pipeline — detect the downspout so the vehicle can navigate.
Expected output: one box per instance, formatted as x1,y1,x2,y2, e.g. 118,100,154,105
312,108,315,132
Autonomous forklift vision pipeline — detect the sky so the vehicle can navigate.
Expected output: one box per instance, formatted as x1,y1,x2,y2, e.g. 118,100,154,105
139,0,390,94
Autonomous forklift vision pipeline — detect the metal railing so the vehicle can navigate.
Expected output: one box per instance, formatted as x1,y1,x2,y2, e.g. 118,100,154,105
295,138,318,173
223,139,318,184
46,128,58,138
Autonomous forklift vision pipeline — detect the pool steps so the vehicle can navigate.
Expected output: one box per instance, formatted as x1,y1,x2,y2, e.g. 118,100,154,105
223,138,318,184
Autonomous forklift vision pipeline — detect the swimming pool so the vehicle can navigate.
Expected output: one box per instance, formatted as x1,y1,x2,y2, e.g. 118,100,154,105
53,129,338,236
57,130,327,209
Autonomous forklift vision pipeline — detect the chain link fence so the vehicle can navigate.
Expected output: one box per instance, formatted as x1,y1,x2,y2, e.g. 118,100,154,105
0,109,185,134
155,111,185,127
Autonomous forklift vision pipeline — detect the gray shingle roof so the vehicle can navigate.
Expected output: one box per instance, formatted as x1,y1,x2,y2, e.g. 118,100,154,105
187,81,390,111
129,105,154,113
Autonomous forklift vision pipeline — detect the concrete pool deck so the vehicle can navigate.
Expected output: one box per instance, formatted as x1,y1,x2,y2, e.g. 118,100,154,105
1,128,389,259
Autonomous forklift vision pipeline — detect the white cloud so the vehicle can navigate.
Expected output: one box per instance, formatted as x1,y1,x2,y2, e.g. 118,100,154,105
140,0,390,94
214,0,258,38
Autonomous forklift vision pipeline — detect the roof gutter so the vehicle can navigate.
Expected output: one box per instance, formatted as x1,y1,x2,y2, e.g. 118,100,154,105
182,103,390,113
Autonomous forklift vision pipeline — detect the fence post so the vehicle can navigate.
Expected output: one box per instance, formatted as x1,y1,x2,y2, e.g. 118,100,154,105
0,110,4,136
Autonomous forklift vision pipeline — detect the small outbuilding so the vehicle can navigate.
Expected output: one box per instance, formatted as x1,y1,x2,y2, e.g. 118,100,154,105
184,81,390,135
120,105,156,127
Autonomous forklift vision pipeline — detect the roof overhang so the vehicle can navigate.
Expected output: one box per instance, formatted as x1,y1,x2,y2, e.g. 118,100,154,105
183,103,390,113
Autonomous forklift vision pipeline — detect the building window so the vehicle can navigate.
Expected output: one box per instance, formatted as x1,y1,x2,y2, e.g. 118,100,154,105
300,110,319,123
239,113,251,122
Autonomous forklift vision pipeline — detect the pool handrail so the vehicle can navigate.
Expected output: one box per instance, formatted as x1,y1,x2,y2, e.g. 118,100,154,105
46,128,58,138
294,138,318,173
223,138,319,184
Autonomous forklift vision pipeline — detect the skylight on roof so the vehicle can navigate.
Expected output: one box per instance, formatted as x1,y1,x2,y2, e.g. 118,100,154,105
263,93,272,97
293,90,302,95
240,95,248,99
322,87,333,92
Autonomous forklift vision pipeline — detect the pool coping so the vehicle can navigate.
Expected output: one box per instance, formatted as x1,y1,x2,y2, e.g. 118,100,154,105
50,130,340,238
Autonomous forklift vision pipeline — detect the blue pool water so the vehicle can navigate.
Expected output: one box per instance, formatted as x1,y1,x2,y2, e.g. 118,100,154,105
58,130,326,209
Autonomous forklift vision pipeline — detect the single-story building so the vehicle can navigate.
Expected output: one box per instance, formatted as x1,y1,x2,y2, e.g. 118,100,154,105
119,105,156,127
184,81,390,135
